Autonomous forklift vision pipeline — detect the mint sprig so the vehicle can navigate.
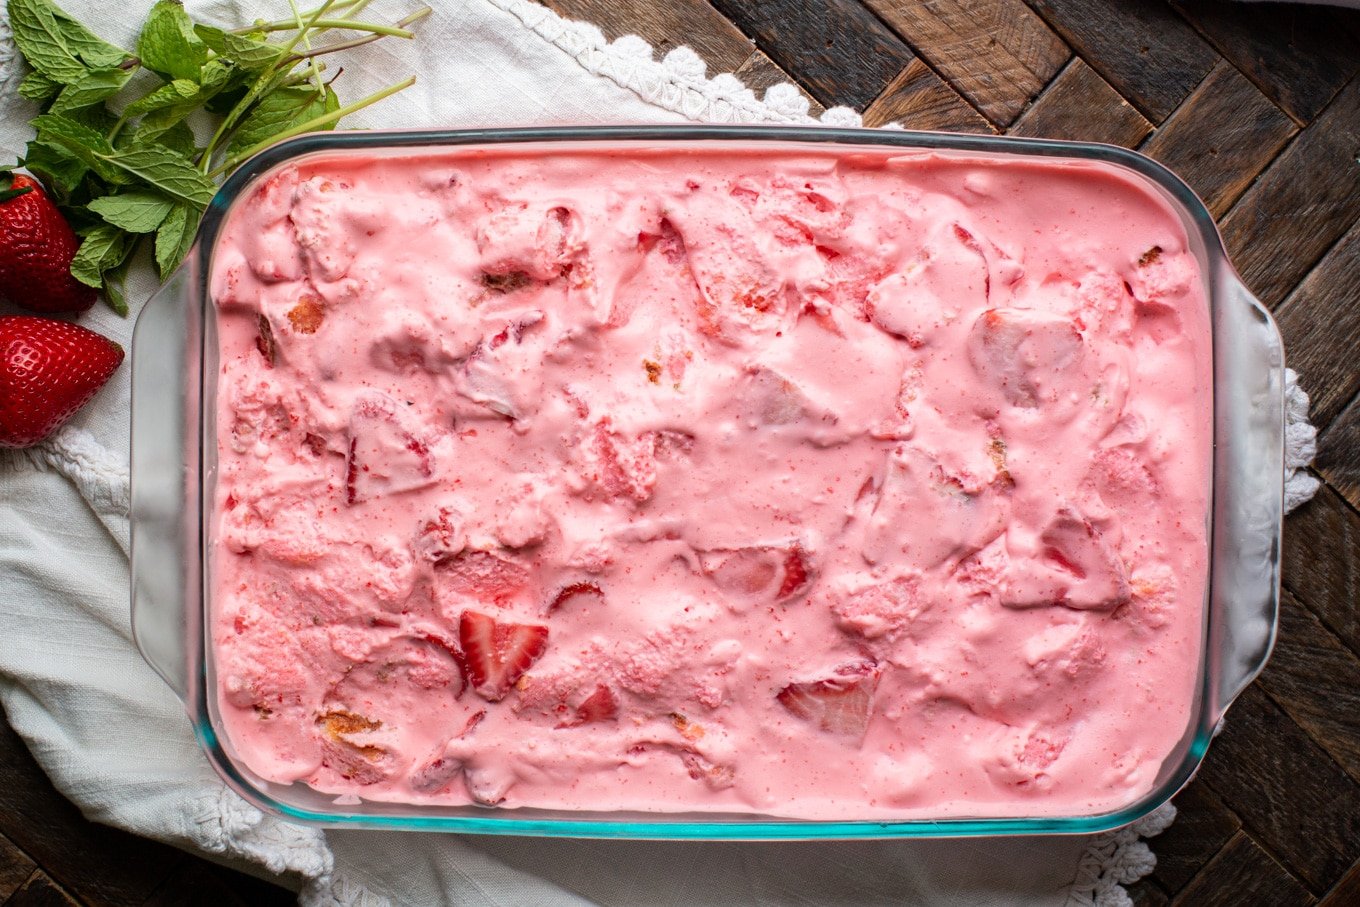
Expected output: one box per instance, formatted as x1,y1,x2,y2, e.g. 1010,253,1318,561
6,0,428,315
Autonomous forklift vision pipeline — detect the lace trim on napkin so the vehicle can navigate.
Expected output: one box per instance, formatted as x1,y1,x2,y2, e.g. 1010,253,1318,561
487,0,865,127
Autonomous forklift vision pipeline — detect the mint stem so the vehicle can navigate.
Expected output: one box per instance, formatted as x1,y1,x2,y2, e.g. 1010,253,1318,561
228,0,368,32
245,19,414,38
199,0,338,172
209,75,416,177
284,6,430,64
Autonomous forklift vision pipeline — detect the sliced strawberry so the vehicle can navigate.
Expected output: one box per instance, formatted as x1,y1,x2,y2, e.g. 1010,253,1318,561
439,549,530,604
575,684,619,723
776,661,880,739
414,508,467,564
637,217,687,265
345,391,436,504
547,580,604,614
555,683,619,728
581,418,657,502
458,610,549,702
255,314,277,365
409,709,486,794
456,314,544,420
701,547,777,594
700,544,812,602
777,547,811,599
411,754,462,794
1000,506,1131,611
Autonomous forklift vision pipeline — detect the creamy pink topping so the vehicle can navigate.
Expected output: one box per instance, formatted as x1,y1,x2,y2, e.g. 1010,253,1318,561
209,143,1211,820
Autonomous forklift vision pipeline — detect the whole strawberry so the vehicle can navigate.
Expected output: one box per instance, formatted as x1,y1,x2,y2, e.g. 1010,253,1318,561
0,316,123,448
0,172,97,314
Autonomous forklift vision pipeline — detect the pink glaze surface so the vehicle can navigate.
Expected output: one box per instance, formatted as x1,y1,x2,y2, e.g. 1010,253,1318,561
209,142,1211,820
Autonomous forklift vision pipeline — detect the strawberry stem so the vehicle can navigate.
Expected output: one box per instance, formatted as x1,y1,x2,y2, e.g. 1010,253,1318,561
0,172,32,204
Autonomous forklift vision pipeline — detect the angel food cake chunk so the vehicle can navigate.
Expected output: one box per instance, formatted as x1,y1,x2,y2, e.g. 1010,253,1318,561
210,144,1211,819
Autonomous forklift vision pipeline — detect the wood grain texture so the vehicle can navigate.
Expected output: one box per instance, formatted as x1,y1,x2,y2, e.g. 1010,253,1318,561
1021,0,1217,121
541,0,753,74
1008,57,1151,146
1124,877,1170,907
862,58,995,133
1139,60,1296,217
0,833,35,902
1147,784,1241,893
861,0,1068,125
141,861,294,907
1171,832,1314,906
1282,484,1360,659
706,0,918,108
4,873,80,907
732,51,826,117
1199,684,1360,892
1322,859,1360,906
0,707,183,907
1259,589,1360,785
1171,0,1360,125
1218,75,1360,309
1273,222,1360,430
1319,397,1360,514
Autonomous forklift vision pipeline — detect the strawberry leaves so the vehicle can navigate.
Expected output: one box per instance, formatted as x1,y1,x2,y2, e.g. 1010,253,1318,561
6,0,428,312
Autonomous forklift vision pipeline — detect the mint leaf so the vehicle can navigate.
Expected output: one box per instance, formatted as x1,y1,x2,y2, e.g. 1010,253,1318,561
120,78,199,120
118,62,232,142
110,146,217,207
32,113,126,183
155,202,201,279
138,0,207,82
17,69,62,102
21,138,88,198
141,119,196,158
104,274,128,317
34,114,215,205
199,58,236,95
71,223,135,314
226,85,331,157
7,0,89,83
50,66,134,115
48,2,128,68
60,101,117,136
194,24,283,72
69,223,125,286
88,190,174,233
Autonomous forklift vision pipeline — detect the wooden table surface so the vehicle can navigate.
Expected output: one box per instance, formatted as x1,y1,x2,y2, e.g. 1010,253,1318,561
4,0,1360,904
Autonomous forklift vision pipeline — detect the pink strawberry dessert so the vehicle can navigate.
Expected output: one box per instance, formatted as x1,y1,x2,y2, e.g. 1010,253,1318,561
209,144,1212,820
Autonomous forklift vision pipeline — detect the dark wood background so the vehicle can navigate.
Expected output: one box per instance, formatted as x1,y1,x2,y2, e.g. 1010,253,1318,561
3,0,1360,903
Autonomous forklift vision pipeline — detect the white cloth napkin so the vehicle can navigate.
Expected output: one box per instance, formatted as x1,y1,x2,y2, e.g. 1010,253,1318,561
0,2,1320,905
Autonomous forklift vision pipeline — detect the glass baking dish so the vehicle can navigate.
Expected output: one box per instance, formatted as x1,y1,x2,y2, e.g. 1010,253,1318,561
130,125,1285,838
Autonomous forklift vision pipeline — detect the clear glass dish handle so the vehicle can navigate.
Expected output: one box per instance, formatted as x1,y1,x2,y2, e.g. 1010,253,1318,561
1209,275,1286,720
130,263,199,703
